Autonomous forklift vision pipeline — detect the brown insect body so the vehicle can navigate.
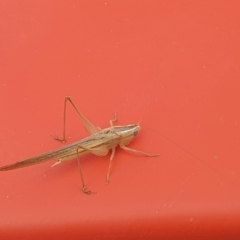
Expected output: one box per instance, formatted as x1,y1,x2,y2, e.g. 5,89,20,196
0,125,139,171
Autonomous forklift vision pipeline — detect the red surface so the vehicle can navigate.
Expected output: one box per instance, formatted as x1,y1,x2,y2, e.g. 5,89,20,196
1,1,240,239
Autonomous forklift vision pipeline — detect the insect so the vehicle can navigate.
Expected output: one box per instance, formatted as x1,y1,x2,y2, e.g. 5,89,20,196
0,96,158,194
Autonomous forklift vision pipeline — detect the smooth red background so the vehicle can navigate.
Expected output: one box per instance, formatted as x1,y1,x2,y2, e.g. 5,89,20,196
0,1,240,239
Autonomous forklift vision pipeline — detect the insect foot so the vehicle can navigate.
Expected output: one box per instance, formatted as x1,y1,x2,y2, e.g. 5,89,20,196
51,133,65,143
82,187,97,195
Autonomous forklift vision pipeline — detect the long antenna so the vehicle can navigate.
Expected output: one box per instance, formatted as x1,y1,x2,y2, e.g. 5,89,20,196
138,69,159,125
144,127,240,191
137,38,168,125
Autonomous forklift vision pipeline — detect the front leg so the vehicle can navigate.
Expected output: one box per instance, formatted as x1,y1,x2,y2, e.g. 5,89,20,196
120,145,158,157
110,112,118,127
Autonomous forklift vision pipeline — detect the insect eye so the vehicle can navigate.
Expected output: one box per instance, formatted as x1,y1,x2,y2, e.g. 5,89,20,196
134,131,138,136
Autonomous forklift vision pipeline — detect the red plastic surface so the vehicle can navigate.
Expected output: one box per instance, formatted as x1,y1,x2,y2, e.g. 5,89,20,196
1,1,240,239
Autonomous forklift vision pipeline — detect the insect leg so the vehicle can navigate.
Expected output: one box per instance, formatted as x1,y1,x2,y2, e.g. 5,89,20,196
54,96,101,143
52,96,69,143
75,143,109,194
106,129,123,183
106,147,116,183
76,145,93,195
110,112,118,126
120,145,158,157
